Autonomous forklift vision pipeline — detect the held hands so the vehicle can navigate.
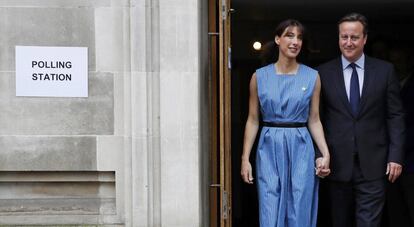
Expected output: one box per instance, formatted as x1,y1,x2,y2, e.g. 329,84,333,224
241,160,254,184
315,156,331,178
386,162,402,183
242,156,331,183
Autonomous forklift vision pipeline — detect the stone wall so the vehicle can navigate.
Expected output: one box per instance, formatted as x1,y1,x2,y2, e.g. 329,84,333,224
0,0,207,226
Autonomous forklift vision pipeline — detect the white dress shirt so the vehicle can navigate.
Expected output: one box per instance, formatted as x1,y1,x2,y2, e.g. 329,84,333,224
341,54,365,100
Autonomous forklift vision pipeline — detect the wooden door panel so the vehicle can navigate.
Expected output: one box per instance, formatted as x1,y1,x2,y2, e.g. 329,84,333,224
209,0,232,226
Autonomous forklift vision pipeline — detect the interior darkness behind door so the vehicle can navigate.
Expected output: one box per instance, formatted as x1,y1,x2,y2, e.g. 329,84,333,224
230,1,414,226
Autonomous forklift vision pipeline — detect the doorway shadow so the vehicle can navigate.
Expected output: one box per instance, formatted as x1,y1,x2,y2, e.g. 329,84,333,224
230,4,414,226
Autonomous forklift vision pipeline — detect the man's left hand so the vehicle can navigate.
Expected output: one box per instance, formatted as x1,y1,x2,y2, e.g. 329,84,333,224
386,162,402,183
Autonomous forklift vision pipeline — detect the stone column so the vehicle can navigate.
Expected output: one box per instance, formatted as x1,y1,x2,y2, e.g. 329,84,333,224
128,0,208,226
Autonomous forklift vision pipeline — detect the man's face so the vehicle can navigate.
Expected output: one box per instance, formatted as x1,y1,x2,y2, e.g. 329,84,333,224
338,21,367,62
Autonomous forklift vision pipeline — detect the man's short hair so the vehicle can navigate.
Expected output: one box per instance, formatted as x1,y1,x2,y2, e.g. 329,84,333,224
338,12,368,36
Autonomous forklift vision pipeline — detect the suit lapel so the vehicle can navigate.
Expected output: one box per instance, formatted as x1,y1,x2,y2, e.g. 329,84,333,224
331,58,355,117
358,57,373,116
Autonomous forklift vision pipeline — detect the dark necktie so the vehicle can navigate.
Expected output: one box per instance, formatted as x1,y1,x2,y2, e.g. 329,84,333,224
349,63,360,115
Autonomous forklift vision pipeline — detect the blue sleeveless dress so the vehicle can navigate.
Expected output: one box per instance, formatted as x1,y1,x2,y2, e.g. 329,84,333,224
256,63,319,227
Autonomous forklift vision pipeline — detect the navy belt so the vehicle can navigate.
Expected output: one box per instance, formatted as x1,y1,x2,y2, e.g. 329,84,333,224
263,122,307,128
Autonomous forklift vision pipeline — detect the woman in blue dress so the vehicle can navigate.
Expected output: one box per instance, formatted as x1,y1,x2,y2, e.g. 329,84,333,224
240,19,331,227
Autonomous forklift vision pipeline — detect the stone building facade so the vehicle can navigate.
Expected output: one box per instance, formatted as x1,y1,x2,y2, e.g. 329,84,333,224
0,0,208,226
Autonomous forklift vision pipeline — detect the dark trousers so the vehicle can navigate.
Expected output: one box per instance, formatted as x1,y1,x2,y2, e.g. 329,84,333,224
329,157,386,227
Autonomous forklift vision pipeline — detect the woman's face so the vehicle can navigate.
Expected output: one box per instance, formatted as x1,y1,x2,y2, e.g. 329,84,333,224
275,26,303,59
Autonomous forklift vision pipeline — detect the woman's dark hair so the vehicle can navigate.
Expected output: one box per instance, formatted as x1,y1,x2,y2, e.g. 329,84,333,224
338,12,368,36
260,19,305,65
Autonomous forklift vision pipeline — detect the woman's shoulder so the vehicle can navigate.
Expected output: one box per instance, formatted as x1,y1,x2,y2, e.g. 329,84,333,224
254,64,274,87
299,64,318,75
256,63,274,74
299,64,318,85
255,63,274,79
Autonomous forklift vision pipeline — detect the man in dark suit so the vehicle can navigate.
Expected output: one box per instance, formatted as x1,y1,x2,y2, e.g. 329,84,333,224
317,13,405,227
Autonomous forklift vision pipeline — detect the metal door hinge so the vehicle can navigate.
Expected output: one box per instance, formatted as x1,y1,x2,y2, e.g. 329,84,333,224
221,1,227,20
222,190,229,219
228,47,232,70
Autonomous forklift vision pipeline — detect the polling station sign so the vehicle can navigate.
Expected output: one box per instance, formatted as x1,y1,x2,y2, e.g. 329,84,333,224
16,46,88,97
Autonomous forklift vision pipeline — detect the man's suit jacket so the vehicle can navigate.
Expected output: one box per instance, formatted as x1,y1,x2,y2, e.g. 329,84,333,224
318,56,405,181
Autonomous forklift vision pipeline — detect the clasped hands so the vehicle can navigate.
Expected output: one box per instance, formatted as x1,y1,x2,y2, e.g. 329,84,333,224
315,156,330,178
241,156,331,184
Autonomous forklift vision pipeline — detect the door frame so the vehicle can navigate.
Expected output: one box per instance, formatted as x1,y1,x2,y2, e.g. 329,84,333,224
208,0,232,226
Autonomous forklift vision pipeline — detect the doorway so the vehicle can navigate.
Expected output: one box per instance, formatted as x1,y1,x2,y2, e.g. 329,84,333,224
208,0,232,226
229,1,414,227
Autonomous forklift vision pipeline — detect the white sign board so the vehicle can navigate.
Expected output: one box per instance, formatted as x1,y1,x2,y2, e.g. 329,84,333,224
16,46,88,97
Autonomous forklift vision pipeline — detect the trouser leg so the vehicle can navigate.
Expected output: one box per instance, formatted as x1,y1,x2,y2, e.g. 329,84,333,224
353,161,386,227
329,180,354,227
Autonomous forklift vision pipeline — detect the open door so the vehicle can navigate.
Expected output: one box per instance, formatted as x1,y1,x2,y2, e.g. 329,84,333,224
208,0,232,226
